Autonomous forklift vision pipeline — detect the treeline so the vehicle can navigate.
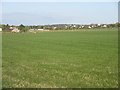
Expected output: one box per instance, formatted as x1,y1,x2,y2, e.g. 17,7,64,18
0,22,120,32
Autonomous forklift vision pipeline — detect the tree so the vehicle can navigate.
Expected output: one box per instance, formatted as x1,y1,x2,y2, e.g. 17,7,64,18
110,24,115,27
33,25,38,29
2,24,10,30
115,22,120,27
19,24,25,31
22,27,29,32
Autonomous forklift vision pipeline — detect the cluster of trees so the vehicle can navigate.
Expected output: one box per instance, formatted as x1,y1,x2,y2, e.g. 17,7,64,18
18,24,29,32
28,22,120,30
0,22,120,32
108,23,120,28
45,23,120,30
1,24,10,30
0,24,29,32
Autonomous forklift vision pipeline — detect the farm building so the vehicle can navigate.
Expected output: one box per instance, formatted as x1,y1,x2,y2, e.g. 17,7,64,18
11,28,20,33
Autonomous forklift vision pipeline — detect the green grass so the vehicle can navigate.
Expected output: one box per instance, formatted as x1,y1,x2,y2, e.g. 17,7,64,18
2,28,118,88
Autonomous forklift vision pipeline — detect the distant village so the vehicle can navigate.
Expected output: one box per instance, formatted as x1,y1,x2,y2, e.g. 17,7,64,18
0,22,119,33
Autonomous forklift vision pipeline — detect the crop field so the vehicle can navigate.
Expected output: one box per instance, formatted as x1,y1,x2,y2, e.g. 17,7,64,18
2,28,118,88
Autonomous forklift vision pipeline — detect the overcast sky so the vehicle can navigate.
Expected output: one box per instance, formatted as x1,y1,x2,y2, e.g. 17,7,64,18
2,2,118,25
2,0,120,2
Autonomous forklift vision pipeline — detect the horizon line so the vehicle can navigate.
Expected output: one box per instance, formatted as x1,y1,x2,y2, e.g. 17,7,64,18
1,22,118,26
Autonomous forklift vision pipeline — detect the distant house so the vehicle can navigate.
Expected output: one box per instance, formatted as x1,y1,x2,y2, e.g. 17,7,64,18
38,29,44,31
30,29,35,31
88,26,92,29
53,27,57,30
9,27,16,30
91,25,97,28
79,26,82,29
81,26,84,28
0,28,2,31
11,28,20,33
73,25,76,27
102,24,107,28
97,24,101,27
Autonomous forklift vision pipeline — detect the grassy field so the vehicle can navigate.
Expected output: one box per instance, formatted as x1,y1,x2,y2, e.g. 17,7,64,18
2,28,118,88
